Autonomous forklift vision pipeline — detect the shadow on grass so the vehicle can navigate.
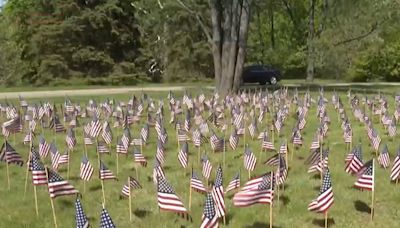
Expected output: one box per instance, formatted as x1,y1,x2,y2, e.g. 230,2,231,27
354,200,371,214
133,209,151,218
280,195,290,206
312,173,321,180
59,199,74,208
224,213,234,225
89,184,102,191
69,176,80,181
297,156,305,160
312,217,335,227
244,222,280,228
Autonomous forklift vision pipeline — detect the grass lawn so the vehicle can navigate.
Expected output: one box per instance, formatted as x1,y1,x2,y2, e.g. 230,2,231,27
0,89,399,228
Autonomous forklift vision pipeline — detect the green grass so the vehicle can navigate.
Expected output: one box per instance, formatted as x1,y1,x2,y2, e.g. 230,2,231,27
0,90,399,227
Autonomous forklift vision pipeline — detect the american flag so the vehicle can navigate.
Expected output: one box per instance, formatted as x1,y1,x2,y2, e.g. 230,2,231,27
343,126,352,143
378,144,390,168
184,111,191,132
66,128,76,149
158,127,168,144
248,119,257,139
156,140,165,165
261,132,275,151
0,141,23,166
100,207,116,228
310,135,320,150
192,129,205,147
153,159,165,184
202,155,213,180
23,130,34,145
75,198,89,228
80,155,94,181
30,148,48,185
101,121,112,144
370,129,381,151
178,142,189,168
177,129,189,142
264,154,280,166
58,150,69,166
388,122,397,137
83,132,93,145
292,130,303,146
345,145,363,174
140,124,149,144
276,156,288,185
90,115,102,138
157,175,188,216
233,112,243,128
210,130,223,152
97,141,110,154
50,143,61,170
116,138,127,154
99,161,117,180
83,122,91,135
354,159,374,191
233,174,274,207
390,149,400,181
229,128,239,150
225,171,240,193
121,128,131,151
46,168,78,198
200,193,219,228
211,166,225,218
308,169,334,213
191,170,207,193
308,149,329,174
50,115,65,133
133,148,147,167
244,147,257,171
279,141,288,154
121,176,142,198
130,138,143,146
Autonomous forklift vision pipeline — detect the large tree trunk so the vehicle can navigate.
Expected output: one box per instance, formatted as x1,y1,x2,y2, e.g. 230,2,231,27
232,0,251,93
210,0,223,89
306,0,315,82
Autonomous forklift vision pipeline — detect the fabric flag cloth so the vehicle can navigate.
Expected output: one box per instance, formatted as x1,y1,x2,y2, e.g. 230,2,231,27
178,142,189,168
211,166,225,218
202,155,213,180
50,143,61,170
225,172,240,193
121,176,142,198
99,161,117,180
191,170,207,193
244,147,257,172
0,141,24,166
47,168,78,198
157,175,189,216
133,148,147,167
102,121,113,144
39,136,51,158
354,159,374,191
233,173,274,207
390,148,400,181
345,145,363,174
30,148,48,185
100,207,116,228
378,144,390,168
200,193,219,228
308,169,334,213
75,198,89,228
80,155,94,181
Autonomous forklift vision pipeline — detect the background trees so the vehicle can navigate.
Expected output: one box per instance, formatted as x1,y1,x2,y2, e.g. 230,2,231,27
0,0,399,88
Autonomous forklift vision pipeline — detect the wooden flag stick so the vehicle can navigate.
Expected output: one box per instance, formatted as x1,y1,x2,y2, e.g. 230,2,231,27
198,145,201,163
291,142,295,161
101,179,106,206
248,169,251,180
128,177,132,222
6,156,10,191
34,185,39,217
324,211,328,228
83,180,86,194
269,200,273,228
24,147,32,198
116,153,119,177
135,164,139,181
188,177,192,211
45,168,58,228
67,150,70,180
371,159,375,221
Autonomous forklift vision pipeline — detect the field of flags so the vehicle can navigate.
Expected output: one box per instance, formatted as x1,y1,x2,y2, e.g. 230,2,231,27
1,88,400,227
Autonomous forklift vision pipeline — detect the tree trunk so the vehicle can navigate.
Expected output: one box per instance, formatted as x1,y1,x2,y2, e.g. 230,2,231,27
220,1,233,93
225,0,240,92
210,0,223,90
269,0,275,49
232,0,251,93
306,0,315,82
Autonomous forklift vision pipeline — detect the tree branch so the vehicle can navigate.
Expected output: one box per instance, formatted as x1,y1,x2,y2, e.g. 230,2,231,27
175,0,212,44
334,23,377,46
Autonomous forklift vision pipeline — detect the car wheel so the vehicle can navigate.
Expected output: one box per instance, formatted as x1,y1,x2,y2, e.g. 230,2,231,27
259,81,267,85
270,77,277,85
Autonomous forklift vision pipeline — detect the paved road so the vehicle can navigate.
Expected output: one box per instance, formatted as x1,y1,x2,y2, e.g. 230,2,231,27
0,82,399,99
0,86,213,99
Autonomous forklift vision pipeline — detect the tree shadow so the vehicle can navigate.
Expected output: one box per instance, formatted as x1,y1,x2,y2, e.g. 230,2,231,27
133,209,151,218
312,217,335,227
59,199,74,208
311,173,321,180
354,200,371,214
313,186,321,191
244,222,280,228
225,213,234,225
147,176,153,182
297,156,305,160
69,176,80,181
280,195,290,206
89,184,102,191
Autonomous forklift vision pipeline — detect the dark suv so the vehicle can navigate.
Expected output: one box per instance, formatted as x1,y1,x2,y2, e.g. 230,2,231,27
242,65,281,85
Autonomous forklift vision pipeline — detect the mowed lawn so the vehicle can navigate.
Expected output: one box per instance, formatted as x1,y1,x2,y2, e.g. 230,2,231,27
0,89,399,228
